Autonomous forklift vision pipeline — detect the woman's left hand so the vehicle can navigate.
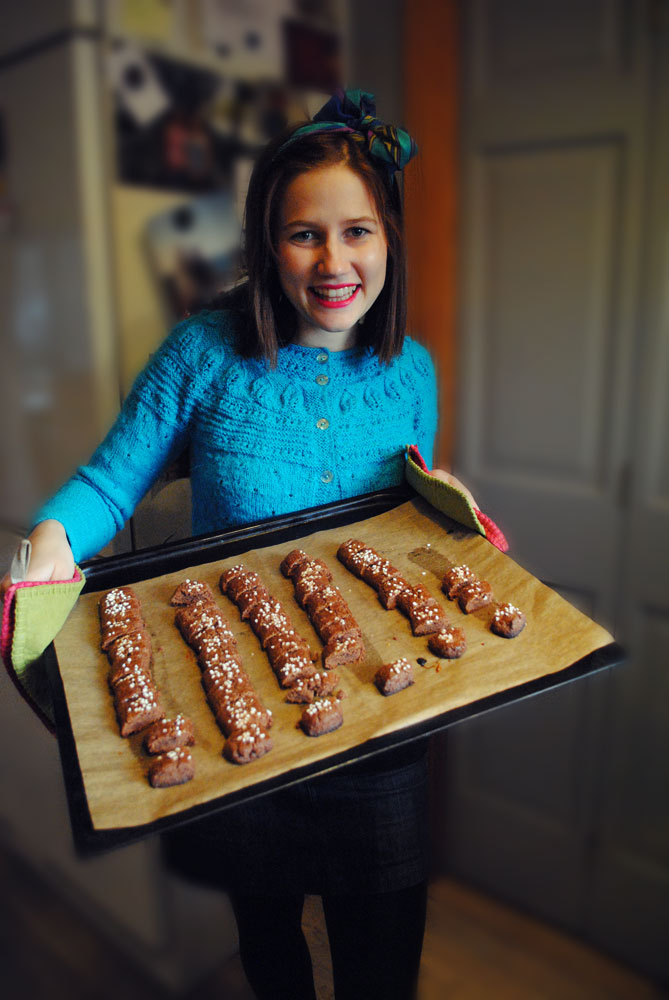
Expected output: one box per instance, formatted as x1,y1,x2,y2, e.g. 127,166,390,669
430,468,478,509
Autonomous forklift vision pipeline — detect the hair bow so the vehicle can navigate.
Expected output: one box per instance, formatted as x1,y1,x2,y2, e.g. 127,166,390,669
279,89,418,173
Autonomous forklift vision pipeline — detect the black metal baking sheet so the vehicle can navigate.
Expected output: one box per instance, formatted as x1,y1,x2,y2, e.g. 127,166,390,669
45,486,624,857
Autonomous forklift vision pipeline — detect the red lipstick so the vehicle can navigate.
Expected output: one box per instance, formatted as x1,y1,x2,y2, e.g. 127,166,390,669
310,285,360,309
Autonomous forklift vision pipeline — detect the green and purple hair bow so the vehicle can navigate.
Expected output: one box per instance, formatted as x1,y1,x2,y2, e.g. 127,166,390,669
278,89,418,174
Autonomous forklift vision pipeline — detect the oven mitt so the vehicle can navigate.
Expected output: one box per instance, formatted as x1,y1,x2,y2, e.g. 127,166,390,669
405,445,509,552
1,542,85,731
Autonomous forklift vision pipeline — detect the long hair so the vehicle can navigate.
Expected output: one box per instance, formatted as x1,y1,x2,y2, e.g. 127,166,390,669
237,125,409,366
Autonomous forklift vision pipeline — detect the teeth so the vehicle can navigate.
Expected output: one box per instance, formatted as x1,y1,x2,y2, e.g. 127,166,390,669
313,285,357,301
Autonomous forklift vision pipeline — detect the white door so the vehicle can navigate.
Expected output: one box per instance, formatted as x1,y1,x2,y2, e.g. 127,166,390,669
586,4,669,971
443,0,669,981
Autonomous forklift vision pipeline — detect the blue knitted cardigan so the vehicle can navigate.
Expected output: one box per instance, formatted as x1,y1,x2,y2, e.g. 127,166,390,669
35,310,438,562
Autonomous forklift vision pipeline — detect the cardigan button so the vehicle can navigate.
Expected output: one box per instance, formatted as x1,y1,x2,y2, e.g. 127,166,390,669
320,470,333,483
316,418,330,430
316,352,328,363
315,374,329,386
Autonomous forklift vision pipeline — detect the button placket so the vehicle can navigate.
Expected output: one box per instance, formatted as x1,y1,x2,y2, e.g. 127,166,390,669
313,350,333,484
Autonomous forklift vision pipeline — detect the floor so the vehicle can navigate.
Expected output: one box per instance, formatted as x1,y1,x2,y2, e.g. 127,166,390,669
1,842,665,1000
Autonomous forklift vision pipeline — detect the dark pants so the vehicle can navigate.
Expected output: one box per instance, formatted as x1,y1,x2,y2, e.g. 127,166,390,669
230,880,428,1000
162,747,431,998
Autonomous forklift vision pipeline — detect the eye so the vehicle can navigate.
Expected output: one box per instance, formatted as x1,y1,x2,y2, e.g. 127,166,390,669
347,226,370,239
289,230,317,244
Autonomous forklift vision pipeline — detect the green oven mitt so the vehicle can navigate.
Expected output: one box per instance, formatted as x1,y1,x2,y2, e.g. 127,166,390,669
404,445,509,551
1,541,85,731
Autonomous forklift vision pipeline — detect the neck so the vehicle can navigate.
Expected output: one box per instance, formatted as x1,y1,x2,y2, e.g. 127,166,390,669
294,325,358,352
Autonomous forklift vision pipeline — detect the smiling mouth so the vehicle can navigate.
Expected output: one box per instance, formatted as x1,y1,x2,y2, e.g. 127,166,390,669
310,284,360,307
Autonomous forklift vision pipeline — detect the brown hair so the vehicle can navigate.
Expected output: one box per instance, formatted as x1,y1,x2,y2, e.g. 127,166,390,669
236,124,409,366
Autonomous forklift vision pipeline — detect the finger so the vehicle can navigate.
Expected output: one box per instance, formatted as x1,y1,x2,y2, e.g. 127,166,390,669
430,469,451,483
1,556,75,593
23,561,56,583
26,554,75,583
430,469,478,508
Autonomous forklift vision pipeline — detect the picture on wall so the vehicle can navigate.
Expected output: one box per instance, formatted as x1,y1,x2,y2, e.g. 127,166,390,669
144,191,242,319
108,42,292,191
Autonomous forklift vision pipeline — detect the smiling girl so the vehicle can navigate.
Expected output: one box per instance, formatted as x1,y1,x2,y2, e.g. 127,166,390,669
5,91,469,998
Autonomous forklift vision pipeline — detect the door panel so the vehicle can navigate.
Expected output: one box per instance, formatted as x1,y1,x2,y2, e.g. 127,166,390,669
473,141,621,487
445,672,610,928
472,0,628,88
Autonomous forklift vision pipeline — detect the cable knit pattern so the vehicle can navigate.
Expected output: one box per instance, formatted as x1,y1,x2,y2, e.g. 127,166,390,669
35,310,438,562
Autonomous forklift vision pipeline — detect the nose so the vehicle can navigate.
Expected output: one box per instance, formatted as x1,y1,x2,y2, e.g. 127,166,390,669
317,237,348,277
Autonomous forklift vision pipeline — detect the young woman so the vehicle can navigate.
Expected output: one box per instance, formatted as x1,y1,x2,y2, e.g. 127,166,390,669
4,91,472,998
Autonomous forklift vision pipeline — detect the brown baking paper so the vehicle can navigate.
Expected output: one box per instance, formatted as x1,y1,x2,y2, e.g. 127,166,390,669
53,499,613,831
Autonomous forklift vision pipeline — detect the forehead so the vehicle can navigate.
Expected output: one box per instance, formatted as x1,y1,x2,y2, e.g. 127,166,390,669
279,163,381,222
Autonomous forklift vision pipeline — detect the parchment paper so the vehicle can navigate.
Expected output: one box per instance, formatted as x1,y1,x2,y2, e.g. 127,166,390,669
53,499,613,831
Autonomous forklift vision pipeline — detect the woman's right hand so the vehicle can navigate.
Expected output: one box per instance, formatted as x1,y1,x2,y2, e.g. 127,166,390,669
0,520,75,597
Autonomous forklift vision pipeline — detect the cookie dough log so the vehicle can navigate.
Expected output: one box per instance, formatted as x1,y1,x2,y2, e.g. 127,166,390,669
337,539,450,635
100,587,164,737
284,553,365,670
337,539,410,610
172,578,273,764
221,564,317,690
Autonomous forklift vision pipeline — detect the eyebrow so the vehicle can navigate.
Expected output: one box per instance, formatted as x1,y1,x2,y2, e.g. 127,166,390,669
282,216,379,230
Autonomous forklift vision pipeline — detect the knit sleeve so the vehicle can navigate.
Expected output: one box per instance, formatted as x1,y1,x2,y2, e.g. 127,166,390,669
32,314,228,562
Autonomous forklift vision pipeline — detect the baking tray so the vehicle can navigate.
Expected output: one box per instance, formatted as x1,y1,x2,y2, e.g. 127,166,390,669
45,485,623,856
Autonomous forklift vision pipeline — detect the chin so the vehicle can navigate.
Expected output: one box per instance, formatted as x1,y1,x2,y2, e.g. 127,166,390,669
305,313,358,335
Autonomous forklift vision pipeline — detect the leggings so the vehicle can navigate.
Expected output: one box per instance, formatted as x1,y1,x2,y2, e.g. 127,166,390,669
230,881,428,1000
